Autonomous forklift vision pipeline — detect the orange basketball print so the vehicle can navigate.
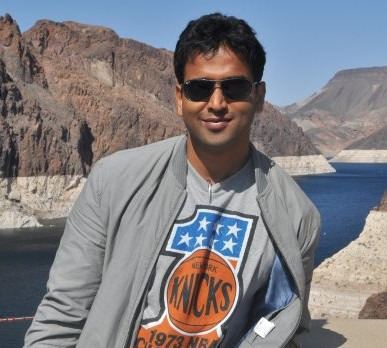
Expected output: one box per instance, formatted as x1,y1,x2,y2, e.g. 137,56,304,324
166,249,238,334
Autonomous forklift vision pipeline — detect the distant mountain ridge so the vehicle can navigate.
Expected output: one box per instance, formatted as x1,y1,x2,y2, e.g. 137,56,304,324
0,14,318,177
284,66,387,156
347,124,387,150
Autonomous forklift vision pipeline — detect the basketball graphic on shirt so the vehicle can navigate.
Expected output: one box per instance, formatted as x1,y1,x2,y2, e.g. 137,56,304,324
166,249,237,334
135,208,257,345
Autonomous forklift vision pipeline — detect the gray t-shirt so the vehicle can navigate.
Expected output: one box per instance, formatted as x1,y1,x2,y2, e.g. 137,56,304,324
135,158,275,347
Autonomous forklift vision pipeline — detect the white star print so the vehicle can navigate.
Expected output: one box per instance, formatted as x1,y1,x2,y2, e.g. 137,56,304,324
195,234,206,247
214,223,224,235
178,232,192,246
222,238,237,253
198,217,211,232
227,222,242,238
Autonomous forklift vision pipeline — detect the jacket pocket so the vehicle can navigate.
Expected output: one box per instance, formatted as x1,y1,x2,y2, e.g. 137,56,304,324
246,297,301,348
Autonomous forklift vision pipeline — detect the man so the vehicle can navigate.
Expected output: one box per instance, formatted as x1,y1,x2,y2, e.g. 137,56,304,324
25,13,320,348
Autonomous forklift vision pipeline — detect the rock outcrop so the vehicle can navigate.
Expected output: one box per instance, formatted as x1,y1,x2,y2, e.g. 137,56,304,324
330,125,387,162
377,191,387,211
251,103,335,174
358,292,387,319
358,193,387,318
309,192,387,318
0,175,85,228
330,150,387,163
284,67,387,156
0,14,183,178
251,102,319,157
347,124,387,150
273,155,335,176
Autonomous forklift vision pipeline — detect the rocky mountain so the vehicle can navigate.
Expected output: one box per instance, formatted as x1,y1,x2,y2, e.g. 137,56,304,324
284,67,387,156
251,102,318,156
347,124,387,150
0,14,317,178
330,125,387,163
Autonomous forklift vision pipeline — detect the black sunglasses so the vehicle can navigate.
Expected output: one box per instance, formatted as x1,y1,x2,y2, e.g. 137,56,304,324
182,77,258,102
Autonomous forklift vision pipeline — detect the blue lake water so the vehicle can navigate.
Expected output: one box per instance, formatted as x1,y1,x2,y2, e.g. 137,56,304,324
0,163,386,347
297,163,387,265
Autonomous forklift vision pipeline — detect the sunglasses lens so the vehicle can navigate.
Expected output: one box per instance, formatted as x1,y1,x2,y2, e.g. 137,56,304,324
183,80,214,101
182,78,254,101
222,79,252,100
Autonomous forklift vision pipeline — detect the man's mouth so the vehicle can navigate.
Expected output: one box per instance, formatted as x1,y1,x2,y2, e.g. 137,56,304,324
201,117,231,131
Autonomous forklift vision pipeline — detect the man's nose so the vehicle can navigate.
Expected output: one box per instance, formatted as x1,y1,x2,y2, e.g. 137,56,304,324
207,84,228,112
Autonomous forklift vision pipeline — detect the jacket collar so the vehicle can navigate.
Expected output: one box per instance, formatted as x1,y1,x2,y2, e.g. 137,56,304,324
170,135,188,189
251,144,273,195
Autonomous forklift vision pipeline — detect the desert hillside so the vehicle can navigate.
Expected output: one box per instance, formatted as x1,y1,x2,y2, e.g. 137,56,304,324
284,67,387,156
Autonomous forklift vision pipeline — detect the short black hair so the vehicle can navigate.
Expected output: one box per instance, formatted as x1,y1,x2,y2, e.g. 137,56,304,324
174,13,266,84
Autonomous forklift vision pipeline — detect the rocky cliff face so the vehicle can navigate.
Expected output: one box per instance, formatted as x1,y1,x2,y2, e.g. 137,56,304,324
331,123,387,163
0,14,319,178
272,155,335,176
0,14,183,177
358,192,387,319
347,124,387,150
359,292,387,319
377,191,387,212
251,102,318,156
0,174,85,228
309,191,387,318
330,150,387,163
284,67,387,156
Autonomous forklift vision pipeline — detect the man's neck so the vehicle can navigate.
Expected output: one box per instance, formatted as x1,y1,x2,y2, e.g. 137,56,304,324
186,140,250,183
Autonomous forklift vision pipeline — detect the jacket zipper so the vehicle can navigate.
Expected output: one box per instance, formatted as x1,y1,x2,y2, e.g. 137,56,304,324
208,180,213,204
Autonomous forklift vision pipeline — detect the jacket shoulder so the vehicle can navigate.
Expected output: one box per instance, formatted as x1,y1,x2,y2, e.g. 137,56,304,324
97,135,183,171
85,135,184,209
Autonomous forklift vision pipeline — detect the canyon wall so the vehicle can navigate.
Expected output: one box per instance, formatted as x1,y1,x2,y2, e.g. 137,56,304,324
330,150,387,163
0,175,84,228
284,67,387,156
273,155,335,176
309,192,387,318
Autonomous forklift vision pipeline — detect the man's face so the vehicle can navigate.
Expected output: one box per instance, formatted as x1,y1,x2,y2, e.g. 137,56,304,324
176,45,265,157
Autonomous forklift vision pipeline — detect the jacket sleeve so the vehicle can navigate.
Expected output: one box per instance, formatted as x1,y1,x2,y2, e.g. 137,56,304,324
292,213,321,347
24,160,107,347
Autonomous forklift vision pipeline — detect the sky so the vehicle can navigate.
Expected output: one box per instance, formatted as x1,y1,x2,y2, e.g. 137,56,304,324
1,0,387,106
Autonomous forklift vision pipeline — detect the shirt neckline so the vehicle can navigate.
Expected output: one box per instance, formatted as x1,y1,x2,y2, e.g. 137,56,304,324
187,157,255,195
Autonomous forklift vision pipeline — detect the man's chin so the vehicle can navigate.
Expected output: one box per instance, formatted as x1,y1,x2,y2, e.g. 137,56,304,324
189,136,243,155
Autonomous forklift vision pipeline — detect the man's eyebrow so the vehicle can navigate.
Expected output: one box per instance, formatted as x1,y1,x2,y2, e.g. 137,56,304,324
188,75,250,80
225,75,250,79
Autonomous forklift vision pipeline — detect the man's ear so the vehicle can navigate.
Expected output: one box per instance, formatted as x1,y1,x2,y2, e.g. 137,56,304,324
175,84,183,116
254,81,266,113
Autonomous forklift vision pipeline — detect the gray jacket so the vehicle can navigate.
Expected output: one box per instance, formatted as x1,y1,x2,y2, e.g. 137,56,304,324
24,135,320,348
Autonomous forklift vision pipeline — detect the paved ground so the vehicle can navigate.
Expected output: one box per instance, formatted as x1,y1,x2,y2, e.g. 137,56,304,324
302,319,387,347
